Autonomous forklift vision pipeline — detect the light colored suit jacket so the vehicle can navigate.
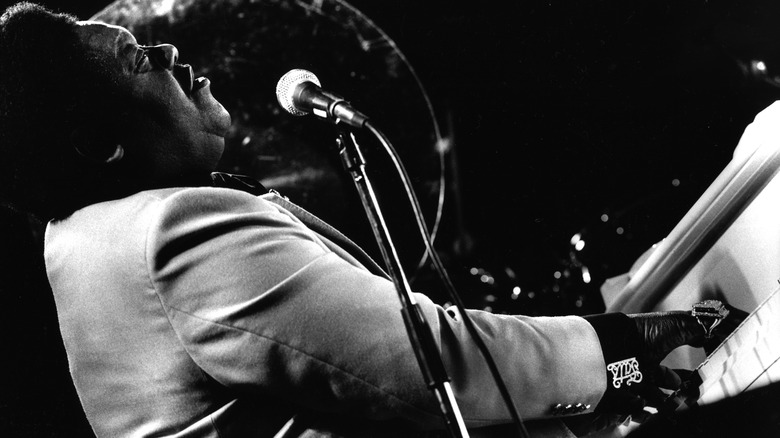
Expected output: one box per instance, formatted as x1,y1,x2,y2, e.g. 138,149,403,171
45,187,608,437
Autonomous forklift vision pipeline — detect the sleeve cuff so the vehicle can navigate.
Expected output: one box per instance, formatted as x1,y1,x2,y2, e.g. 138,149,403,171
583,313,646,411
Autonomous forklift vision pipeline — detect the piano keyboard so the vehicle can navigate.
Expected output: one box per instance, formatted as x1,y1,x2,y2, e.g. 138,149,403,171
696,286,780,405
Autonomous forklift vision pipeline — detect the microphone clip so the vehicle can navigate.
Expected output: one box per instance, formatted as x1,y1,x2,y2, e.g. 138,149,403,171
296,82,369,128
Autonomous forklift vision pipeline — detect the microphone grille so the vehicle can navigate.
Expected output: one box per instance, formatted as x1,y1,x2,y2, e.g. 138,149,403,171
275,69,322,116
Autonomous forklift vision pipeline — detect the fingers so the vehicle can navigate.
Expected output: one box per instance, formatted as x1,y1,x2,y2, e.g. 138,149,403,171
629,302,750,362
702,303,749,355
654,365,683,391
629,311,699,362
725,302,750,321
672,368,694,382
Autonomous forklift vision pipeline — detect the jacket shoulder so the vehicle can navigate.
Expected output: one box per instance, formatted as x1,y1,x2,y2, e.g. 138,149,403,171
147,186,275,216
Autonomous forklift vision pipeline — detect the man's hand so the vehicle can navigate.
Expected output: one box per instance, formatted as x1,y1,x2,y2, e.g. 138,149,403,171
568,303,747,436
628,302,748,405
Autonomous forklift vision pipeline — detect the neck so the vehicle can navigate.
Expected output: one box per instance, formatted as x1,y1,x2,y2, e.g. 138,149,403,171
99,169,215,202
147,171,215,190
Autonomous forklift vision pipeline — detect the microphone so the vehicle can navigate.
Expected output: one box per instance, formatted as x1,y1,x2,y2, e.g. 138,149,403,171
275,69,369,128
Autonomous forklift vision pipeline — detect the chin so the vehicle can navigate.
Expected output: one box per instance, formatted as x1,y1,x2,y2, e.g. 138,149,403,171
195,89,232,137
200,107,231,140
214,107,232,136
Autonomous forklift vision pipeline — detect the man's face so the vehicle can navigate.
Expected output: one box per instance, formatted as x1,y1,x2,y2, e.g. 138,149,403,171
74,21,232,182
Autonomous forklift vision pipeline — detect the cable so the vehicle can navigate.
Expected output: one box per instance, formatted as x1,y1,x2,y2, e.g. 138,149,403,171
334,0,448,276
364,120,530,438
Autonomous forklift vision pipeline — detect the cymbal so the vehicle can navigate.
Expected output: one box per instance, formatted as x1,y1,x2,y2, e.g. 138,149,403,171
92,0,445,269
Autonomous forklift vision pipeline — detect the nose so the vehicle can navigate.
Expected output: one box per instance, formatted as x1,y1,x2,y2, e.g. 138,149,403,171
147,44,178,70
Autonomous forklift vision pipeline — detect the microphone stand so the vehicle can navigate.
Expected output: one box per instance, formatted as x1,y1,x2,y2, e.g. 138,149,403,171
334,124,470,438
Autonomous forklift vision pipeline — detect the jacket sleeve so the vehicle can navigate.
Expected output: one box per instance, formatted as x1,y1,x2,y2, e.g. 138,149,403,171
145,187,609,429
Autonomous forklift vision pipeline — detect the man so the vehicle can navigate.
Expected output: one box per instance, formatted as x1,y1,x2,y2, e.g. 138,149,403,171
0,3,728,437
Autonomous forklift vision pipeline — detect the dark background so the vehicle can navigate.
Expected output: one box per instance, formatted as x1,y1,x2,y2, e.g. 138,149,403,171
3,0,780,435
8,0,780,310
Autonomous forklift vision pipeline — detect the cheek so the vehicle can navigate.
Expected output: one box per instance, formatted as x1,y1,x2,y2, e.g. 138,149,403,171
128,75,188,119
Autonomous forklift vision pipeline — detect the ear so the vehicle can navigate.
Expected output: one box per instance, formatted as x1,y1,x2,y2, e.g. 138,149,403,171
70,127,124,164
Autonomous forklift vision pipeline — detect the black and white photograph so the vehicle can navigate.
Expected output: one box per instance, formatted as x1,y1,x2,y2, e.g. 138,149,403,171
2,1,779,436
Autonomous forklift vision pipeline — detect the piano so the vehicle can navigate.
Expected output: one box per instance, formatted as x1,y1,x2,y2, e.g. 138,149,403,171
604,102,780,435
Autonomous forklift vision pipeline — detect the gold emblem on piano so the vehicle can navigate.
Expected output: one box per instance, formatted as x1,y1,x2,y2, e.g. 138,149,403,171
607,357,643,388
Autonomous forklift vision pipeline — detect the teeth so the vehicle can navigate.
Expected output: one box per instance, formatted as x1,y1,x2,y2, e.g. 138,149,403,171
193,77,208,91
174,64,194,95
186,65,194,94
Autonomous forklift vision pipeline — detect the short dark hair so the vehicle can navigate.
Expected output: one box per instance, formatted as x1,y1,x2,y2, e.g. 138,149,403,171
0,2,126,220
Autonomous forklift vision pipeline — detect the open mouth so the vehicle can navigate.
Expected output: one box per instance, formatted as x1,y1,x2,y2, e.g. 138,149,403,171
173,63,194,96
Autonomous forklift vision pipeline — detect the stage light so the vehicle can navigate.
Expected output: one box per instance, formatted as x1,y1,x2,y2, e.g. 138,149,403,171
582,266,591,284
